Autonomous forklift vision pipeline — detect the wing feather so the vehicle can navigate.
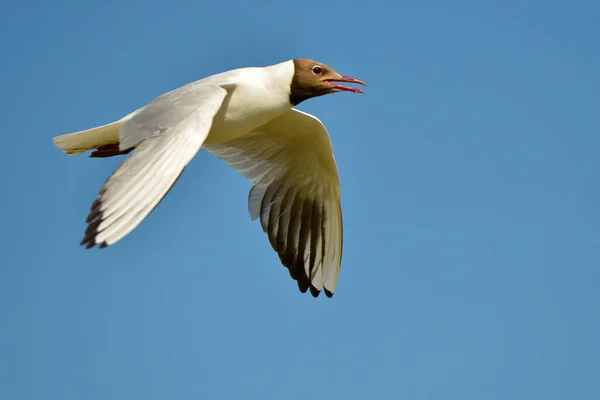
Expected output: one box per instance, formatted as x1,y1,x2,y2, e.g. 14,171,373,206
81,83,228,248
204,109,343,297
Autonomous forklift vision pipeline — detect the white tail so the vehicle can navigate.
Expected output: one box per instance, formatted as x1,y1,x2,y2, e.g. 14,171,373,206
52,111,139,155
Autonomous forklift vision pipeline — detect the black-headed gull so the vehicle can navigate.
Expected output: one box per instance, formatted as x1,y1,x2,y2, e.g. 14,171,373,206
52,58,366,297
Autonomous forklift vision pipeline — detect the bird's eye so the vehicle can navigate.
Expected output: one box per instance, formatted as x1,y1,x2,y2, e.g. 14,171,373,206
311,65,322,75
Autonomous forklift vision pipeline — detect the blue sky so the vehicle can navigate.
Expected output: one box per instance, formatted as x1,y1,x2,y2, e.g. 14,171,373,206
1,0,599,399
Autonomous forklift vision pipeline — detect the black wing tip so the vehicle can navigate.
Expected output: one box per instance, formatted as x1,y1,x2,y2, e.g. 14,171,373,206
80,237,108,249
279,252,336,298
89,144,134,158
81,232,100,249
298,282,309,293
304,285,334,298
308,286,334,298
80,198,107,250
309,286,320,298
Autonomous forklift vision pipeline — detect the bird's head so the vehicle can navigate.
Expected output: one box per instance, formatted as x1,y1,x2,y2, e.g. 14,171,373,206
290,58,366,105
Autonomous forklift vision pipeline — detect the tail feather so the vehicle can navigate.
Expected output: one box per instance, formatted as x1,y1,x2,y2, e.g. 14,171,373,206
52,111,138,156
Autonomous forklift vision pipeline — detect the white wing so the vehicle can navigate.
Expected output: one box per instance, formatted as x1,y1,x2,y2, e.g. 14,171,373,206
204,109,343,297
82,83,228,248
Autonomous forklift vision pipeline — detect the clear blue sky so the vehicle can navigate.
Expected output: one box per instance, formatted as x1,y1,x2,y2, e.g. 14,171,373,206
1,1,599,399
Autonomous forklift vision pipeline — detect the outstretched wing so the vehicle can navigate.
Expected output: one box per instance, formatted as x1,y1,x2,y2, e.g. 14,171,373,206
82,83,229,248
204,109,343,297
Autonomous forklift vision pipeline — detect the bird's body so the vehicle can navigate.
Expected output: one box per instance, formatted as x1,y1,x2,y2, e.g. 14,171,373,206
53,58,365,297
171,60,296,144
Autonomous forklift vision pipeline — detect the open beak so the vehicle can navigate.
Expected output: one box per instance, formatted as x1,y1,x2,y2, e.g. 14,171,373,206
325,76,367,93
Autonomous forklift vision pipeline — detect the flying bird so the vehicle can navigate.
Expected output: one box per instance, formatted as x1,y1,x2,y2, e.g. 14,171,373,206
52,58,366,297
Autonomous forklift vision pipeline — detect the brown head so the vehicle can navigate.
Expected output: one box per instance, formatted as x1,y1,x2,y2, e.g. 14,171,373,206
289,58,366,105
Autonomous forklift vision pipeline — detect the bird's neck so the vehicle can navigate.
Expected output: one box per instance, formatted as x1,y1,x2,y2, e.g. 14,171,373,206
263,60,294,103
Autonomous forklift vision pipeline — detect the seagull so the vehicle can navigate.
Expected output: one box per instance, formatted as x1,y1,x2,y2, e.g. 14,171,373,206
52,58,366,297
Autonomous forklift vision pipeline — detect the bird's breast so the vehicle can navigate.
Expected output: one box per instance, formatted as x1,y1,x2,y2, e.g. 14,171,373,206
204,83,291,144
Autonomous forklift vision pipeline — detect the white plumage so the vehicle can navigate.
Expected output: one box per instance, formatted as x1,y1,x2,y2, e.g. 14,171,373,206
52,58,365,297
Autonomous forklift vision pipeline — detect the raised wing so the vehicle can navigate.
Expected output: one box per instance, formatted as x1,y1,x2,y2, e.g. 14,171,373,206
204,109,343,297
81,83,228,249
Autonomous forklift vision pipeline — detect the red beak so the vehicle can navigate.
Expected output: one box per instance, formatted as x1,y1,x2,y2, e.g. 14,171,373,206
324,76,367,93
